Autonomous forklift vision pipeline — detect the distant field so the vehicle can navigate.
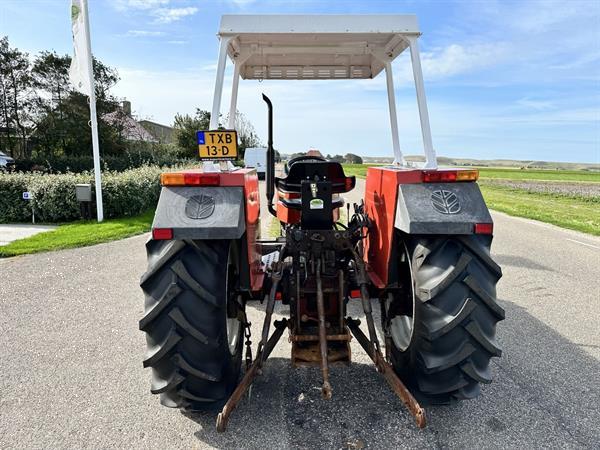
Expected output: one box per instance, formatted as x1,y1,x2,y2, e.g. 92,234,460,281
479,179,599,200
360,155,600,171
342,164,600,182
341,164,599,235
479,185,599,235
477,168,600,182
342,163,374,178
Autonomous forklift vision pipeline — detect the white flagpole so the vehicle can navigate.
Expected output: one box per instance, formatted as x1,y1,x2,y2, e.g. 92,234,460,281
81,0,103,222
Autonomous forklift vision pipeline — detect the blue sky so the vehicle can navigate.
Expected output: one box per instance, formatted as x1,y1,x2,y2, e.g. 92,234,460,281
1,0,599,163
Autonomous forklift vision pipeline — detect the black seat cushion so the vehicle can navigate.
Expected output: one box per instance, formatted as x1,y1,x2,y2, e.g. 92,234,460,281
276,161,356,194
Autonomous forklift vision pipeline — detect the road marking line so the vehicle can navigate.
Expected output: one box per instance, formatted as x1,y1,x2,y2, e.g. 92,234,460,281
566,238,600,250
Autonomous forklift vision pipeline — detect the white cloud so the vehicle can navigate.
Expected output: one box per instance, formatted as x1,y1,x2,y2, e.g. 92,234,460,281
113,0,169,11
458,0,600,81
125,30,166,37
227,0,258,7
152,7,198,24
421,43,510,79
111,0,198,24
167,40,188,45
516,98,555,111
348,41,511,94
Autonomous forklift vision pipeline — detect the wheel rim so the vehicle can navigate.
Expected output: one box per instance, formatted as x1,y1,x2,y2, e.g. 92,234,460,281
225,244,242,356
226,313,240,355
388,242,415,352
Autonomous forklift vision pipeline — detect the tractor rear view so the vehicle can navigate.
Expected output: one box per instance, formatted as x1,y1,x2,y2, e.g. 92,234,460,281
139,14,503,431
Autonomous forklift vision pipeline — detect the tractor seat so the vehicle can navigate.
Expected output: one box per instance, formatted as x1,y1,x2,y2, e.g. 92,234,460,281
276,156,356,194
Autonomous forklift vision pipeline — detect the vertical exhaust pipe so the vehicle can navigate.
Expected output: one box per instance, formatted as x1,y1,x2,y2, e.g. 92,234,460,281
262,94,277,217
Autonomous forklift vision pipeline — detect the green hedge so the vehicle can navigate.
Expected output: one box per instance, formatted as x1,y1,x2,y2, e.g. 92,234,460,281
0,165,183,223
15,149,195,173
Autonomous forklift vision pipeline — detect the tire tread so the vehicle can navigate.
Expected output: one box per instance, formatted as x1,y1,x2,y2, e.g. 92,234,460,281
140,239,242,411
389,234,503,404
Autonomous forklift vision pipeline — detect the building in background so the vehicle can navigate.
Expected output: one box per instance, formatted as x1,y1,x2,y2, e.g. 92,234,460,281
103,100,174,144
139,119,175,145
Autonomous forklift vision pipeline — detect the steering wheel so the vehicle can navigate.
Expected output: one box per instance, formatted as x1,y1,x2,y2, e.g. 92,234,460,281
285,154,327,174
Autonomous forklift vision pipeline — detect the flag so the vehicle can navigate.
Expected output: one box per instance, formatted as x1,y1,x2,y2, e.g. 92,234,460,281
68,0,104,222
68,0,92,95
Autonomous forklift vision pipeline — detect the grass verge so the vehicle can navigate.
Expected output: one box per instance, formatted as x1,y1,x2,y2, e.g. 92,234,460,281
268,216,281,238
0,209,154,257
480,185,599,235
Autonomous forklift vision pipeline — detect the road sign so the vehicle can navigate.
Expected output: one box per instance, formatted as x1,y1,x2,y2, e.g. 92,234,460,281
22,191,32,200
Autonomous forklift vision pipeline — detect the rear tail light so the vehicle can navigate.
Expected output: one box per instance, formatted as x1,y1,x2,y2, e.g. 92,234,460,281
160,172,220,186
422,169,478,183
456,170,479,181
349,289,361,299
345,177,355,191
279,191,301,199
474,223,493,235
152,228,173,240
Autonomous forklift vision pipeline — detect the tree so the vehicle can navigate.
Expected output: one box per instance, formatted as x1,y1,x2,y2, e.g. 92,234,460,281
344,153,363,164
173,109,211,156
0,36,32,158
30,51,73,155
28,51,122,157
289,152,305,160
227,110,261,154
175,109,262,159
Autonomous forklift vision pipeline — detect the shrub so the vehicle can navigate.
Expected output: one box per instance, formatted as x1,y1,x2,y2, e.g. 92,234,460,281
17,144,196,174
0,165,191,223
0,173,37,223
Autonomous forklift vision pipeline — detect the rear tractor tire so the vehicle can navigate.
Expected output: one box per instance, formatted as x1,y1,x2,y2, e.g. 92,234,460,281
139,239,244,411
382,234,504,404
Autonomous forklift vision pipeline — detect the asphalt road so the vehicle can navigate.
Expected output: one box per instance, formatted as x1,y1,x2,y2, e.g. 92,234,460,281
1,179,599,449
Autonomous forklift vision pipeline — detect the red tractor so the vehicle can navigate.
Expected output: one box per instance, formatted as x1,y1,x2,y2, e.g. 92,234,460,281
139,14,503,431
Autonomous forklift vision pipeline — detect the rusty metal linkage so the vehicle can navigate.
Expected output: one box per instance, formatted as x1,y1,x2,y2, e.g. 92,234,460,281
346,317,426,428
351,250,381,355
338,270,345,330
315,259,332,400
216,318,288,432
258,263,283,365
290,333,351,342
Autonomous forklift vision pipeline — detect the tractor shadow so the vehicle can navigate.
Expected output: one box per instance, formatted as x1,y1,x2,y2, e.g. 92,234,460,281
493,253,554,272
183,297,600,448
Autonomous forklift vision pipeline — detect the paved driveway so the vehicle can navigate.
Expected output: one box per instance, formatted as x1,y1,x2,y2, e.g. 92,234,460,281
0,180,598,449
0,224,57,246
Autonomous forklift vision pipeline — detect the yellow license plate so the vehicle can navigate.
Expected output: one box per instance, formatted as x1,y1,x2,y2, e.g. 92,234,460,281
197,130,238,160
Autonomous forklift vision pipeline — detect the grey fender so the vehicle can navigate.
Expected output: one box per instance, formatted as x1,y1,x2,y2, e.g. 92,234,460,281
394,182,492,234
152,186,245,239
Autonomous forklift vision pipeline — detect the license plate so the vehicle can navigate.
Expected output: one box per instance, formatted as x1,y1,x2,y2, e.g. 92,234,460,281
197,130,238,160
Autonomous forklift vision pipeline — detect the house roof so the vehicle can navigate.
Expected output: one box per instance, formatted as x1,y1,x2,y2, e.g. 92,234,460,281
103,111,158,143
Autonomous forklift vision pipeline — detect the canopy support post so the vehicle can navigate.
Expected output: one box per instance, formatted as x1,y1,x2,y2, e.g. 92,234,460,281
408,36,437,169
210,36,231,130
384,61,405,166
228,62,240,129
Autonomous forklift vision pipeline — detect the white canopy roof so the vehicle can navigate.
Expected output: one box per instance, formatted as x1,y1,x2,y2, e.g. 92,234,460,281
218,15,421,80
209,14,436,168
